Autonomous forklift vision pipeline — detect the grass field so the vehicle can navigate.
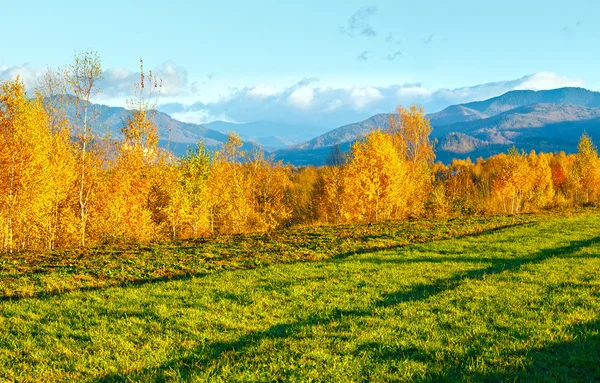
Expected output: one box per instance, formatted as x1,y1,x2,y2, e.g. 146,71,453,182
1,210,599,382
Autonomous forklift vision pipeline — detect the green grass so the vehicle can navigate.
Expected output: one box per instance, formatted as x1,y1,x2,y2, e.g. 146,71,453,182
1,210,599,382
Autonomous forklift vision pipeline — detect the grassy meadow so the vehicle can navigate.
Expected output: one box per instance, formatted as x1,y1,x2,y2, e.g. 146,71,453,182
1,210,599,382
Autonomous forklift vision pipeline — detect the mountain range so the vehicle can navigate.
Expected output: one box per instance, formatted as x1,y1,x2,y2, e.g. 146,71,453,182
275,87,600,165
84,87,600,165
204,121,327,150
85,103,258,156
84,103,328,155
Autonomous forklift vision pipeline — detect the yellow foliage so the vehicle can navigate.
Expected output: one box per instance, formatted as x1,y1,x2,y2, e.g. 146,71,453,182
342,129,409,222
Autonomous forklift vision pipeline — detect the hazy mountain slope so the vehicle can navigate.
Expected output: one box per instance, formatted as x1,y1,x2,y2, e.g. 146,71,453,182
462,87,600,116
437,132,490,154
432,104,600,143
79,102,258,155
274,102,600,166
275,142,354,167
91,104,227,146
205,120,327,148
427,105,489,127
291,87,600,153
293,114,390,150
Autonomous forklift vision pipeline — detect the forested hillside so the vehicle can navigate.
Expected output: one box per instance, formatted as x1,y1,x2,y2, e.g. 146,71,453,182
3,53,600,252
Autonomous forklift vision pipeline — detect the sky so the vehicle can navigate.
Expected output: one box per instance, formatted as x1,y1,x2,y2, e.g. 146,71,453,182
1,0,598,128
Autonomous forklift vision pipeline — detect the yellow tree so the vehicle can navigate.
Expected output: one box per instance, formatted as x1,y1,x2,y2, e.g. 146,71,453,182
573,133,600,203
388,104,435,164
245,148,292,231
0,79,54,251
525,151,554,210
313,146,346,224
435,158,478,215
387,104,435,216
36,71,79,249
178,142,211,238
105,59,162,242
549,152,576,204
342,129,408,222
288,166,319,225
208,133,253,233
64,50,103,247
490,148,531,214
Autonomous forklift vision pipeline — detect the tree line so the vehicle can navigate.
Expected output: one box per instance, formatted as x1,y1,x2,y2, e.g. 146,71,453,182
2,52,600,252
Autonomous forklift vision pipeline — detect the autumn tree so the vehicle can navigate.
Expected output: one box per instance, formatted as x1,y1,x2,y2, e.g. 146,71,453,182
0,79,55,251
489,148,531,214
434,158,478,215
526,151,554,210
387,104,435,215
35,69,79,249
64,50,103,247
105,59,163,243
388,104,435,164
313,146,346,224
208,133,253,233
245,148,292,231
287,166,319,225
342,129,408,222
573,133,600,203
178,142,211,238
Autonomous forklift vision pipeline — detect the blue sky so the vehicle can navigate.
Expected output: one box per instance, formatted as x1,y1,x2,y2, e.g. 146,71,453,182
1,0,598,127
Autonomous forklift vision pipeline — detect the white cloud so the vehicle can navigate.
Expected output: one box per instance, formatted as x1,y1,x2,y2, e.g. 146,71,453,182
248,85,281,98
349,87,383,109
0,60,198,102
326,99,344,111
101,60,192,98
288,87,314,109
171,109,235,125
156,72,588,128
2,60,586,128
514,72,585,91
397,85,432,99
0,64,42,90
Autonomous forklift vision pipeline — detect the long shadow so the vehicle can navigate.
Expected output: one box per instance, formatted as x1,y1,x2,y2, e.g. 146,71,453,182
0,221,533,302
330,221,535,261
379,236,600,308
415,316,600,382
95,235,600,382
0,271,210,302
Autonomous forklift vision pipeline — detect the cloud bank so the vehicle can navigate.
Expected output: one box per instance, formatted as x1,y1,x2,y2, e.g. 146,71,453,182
100,60,197,98
1,61,200,101
0,63,586,129
0,64,43,90
157,72,585,128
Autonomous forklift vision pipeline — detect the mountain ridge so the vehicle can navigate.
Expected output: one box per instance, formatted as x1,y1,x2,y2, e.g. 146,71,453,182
274,87,600,165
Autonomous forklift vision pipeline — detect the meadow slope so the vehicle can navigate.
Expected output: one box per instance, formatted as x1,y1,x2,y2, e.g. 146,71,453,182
1,211,599,382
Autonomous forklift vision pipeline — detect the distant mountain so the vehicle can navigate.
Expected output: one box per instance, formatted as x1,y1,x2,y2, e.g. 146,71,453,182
291,88,600,153
205,120,327,150
438,132,489,154
461,87,600,116
293,114,390,150
275,87,600,166
432,103,600,142
83,102,257,156
427,105,488,127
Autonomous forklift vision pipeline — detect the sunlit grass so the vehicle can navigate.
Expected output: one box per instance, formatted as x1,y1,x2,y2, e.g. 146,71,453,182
1,209,599,382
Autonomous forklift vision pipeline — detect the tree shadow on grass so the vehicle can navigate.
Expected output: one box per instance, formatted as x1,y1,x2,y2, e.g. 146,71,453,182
378,236,600,308
330,221,535,261
95,236,600,382
415,316,600,382
0,271,211,302
1,221,534,302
